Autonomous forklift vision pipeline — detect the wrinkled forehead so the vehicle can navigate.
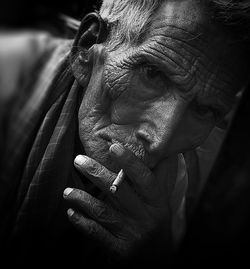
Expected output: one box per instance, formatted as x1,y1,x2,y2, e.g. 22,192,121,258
148,0,218,45
102,0,227,50
156,0,206,26
102,0,247,90
147,0,247,86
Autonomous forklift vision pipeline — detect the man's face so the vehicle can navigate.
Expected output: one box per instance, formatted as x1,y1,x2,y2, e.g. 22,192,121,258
78,0,242,172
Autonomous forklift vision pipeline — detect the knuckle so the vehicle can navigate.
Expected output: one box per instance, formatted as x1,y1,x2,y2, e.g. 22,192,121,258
73,189,84,201
88,221,99,235
70,212,81,226
87,161,104,177
93,203,107,220
71,214,99,236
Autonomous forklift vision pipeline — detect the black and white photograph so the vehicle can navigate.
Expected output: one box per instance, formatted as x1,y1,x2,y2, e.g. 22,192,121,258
1,0,250,267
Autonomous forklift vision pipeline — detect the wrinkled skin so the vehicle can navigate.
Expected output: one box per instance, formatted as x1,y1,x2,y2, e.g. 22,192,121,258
78,0,243,172
64,0,247,261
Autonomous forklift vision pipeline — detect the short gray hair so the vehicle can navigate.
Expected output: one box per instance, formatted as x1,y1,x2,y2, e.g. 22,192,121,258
99,0,164,47
99,0,250,46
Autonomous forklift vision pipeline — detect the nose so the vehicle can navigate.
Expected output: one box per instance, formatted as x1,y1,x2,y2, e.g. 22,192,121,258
136,99,185,162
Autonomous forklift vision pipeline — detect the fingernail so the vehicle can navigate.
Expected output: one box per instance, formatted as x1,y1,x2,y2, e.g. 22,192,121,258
67,208,74,217
109,143,124,156
63,188,73,197
74,155,88,166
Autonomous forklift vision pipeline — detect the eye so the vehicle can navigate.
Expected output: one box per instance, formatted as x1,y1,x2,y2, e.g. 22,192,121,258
194,102,223,122
196,104,212,117
140,64,165,80
138,63,169,92
142,64,163,79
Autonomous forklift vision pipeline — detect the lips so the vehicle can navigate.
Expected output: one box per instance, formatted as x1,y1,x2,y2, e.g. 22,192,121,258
99,132,160,169
100,132,150,161
111,137,144,157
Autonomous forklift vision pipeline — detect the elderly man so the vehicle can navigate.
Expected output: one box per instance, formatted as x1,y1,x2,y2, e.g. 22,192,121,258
0,0,249,267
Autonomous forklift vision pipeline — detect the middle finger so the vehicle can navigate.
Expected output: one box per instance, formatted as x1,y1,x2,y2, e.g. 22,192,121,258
64,188,122,229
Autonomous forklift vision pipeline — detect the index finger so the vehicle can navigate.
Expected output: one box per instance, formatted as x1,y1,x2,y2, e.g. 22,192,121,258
74,155,117,192
109,143,156,198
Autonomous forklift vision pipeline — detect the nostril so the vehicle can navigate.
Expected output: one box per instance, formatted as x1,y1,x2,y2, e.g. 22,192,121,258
137,129,167,154
149,138,163,152
136,129,167,168
136,129,152,149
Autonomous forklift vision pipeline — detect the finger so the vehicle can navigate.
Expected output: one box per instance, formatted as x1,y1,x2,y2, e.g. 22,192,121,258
67,208,119,249
74,155,117,192
74,155,134,201
109,143,155,197
73,155,150,218
63,188,122,229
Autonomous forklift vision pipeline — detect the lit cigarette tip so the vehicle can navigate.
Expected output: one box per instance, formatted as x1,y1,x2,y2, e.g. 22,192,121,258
110,185,118,193
110,169,125,193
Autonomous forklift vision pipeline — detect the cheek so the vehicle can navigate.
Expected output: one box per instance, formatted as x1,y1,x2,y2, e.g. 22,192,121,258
110,100,146,125
109,77,163,125
171,113,215,152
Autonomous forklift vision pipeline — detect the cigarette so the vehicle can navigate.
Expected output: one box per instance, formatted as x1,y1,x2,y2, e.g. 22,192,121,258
110,169,125,193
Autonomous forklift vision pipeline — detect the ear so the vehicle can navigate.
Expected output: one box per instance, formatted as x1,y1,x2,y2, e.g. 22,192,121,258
72,12,109,51
70,12,108,90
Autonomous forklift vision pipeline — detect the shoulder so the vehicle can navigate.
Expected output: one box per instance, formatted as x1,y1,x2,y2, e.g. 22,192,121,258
0,31,70,103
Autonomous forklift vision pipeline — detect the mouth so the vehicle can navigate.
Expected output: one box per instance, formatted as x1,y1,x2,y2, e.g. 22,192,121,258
99,133,152,167
112,139,146,162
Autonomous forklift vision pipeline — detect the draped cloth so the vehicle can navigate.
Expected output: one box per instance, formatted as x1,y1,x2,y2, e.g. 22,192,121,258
0,30,105,264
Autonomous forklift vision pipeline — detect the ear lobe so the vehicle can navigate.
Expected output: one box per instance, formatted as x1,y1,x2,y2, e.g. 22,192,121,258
72,12,109,51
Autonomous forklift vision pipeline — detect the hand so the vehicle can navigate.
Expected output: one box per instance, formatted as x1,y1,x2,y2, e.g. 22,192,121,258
63,143,178,260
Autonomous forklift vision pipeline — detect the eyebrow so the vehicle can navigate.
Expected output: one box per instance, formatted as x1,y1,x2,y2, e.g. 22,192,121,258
138,36,199,91
135,38,235,108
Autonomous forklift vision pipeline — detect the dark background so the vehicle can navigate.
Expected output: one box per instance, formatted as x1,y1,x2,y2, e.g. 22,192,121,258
1,0,250,267
0,0,100,36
